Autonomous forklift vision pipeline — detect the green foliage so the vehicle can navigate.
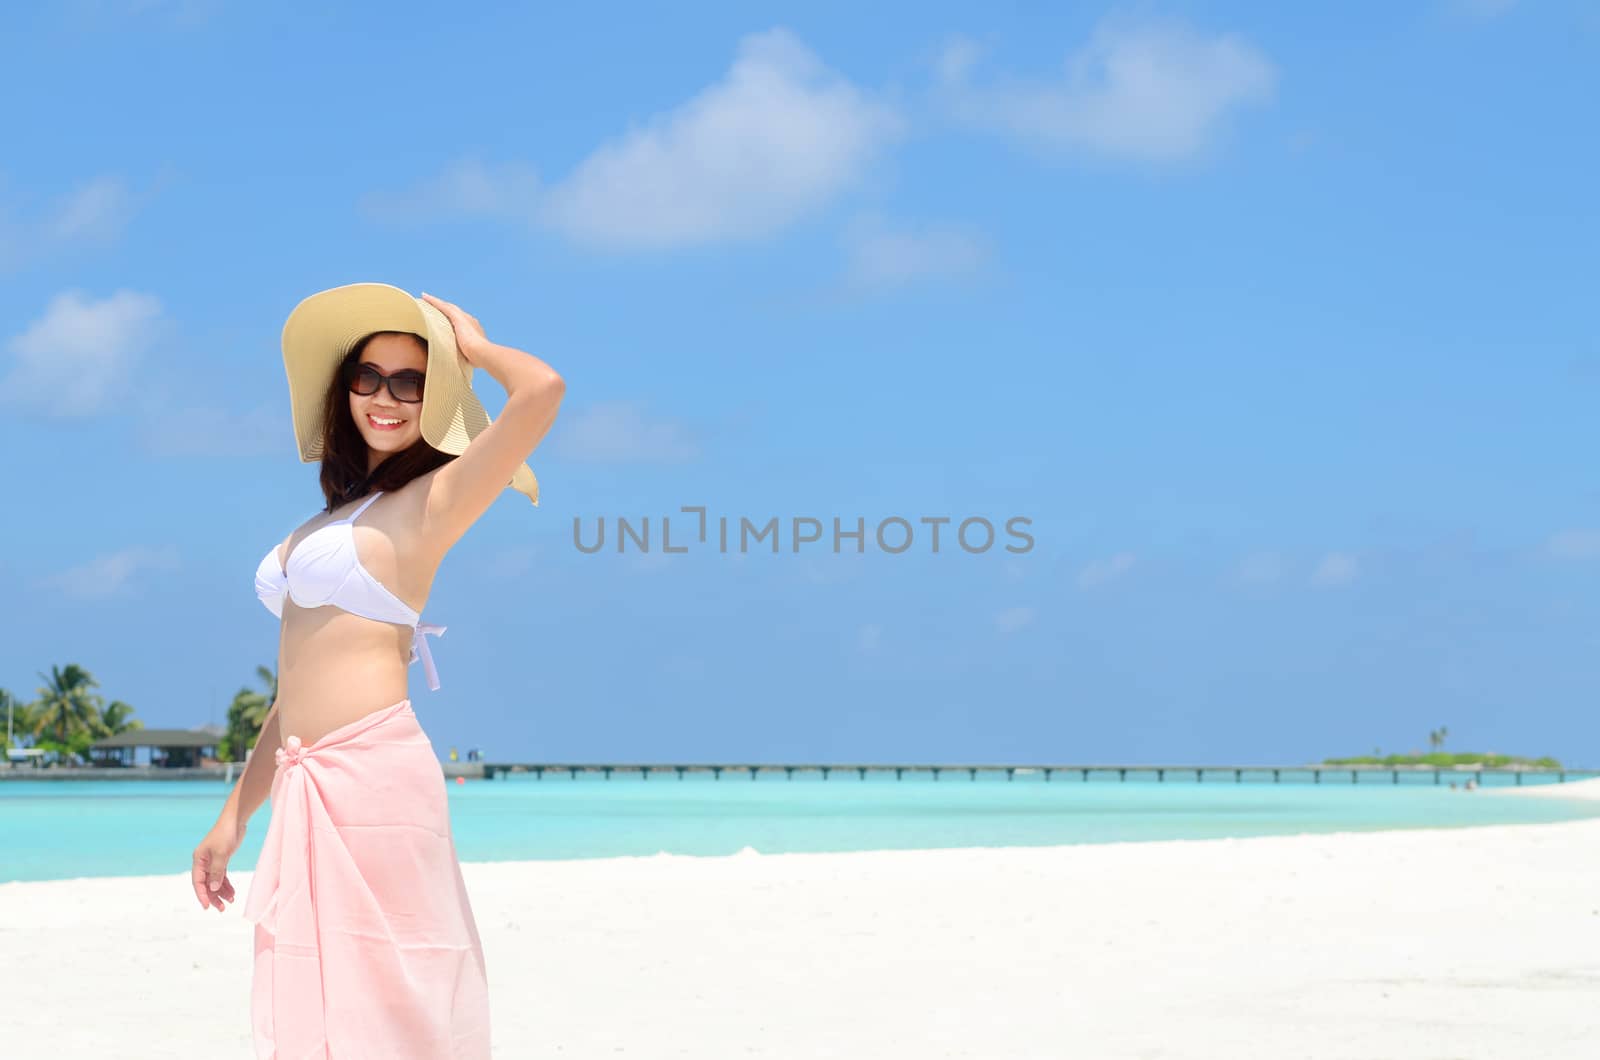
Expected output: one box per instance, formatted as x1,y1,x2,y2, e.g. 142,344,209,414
0,687,33,753
219,665,277,762
6,662,275,766
28,664,111,764
34,731,97,762
1324,752,1561,769
7,666,146,764
1327,726,1558,769
101,700,143,736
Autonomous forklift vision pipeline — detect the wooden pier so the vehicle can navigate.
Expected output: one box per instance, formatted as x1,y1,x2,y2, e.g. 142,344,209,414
4,762,1592,786
473,763,1600,785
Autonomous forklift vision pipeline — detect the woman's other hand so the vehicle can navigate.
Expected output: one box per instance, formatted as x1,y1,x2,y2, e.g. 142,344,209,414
191,819,244,912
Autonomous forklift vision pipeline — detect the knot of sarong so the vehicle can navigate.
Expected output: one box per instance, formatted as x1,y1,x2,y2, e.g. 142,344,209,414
241,699,413,937
274,734,306,770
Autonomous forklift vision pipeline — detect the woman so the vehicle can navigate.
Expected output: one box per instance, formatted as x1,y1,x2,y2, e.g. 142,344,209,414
188,283,563,1058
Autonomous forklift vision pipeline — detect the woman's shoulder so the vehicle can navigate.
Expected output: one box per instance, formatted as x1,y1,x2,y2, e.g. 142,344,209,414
371,469,450,555
389,466,445,520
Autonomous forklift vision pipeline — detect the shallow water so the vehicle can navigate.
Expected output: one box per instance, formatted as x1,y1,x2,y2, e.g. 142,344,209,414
2,770,1594,883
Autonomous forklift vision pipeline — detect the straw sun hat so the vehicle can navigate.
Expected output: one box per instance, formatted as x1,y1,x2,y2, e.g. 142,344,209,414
280,282,539,506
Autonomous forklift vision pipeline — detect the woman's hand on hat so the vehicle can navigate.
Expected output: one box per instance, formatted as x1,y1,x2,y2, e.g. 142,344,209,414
420,292,490,365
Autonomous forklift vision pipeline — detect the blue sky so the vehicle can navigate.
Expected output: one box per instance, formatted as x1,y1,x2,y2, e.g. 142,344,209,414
2,0,1597,765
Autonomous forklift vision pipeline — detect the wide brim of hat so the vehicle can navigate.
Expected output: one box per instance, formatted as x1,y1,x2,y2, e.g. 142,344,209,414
280,282,538,506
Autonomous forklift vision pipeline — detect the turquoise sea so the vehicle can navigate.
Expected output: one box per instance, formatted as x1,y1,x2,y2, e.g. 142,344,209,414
3,771,1598,884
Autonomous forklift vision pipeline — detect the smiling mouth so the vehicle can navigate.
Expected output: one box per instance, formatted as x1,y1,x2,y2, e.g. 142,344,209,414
367,415,405,431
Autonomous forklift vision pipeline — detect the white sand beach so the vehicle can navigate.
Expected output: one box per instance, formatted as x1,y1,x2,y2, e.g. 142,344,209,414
4,811,1600,1059
1499,775,1600,800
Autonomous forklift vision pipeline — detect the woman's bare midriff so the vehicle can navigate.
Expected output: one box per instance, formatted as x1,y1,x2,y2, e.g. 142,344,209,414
274,607,419,748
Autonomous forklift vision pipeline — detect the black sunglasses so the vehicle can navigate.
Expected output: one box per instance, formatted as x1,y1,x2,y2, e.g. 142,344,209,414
345,362,425,403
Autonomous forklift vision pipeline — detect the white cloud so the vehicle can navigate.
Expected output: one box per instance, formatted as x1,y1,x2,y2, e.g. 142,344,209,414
1,290,163,417
41,544,180,600
841,214,990,291
662,653,708,680
45,176,137,243
1078,551,1136,588
1546,530,1600,561
135,400,286,457
555,400,700,464
936,34,984,84
67,0,223,28
541,28,901,248
0,175,143,271
1453,0,1518,17
799,551,867,585
994,606,1036,634
1311,551,1360,587
1236,551,1286,584
938,17,1276,162
370,28,902,251
625,548,673,574
481,544,539,579
357,156,542,226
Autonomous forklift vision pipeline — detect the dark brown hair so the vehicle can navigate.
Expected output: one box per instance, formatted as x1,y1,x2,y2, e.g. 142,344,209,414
316,331,455,512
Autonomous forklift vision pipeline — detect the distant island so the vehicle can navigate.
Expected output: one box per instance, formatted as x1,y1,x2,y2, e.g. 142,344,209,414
1323,753,1560,769
1325,729,1558,771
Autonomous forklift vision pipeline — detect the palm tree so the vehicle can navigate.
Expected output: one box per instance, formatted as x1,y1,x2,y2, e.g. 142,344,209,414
100,700,144,736
220,664,277,762
3,687,25,751
1439,726,1448,751
29,664,106,764
1428,729,1440,753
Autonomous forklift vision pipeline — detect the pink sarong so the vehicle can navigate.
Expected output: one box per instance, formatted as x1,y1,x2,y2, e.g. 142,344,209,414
242,698,490,1059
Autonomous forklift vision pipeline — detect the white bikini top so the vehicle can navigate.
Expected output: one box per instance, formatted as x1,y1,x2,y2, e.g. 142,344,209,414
253,491,446,691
